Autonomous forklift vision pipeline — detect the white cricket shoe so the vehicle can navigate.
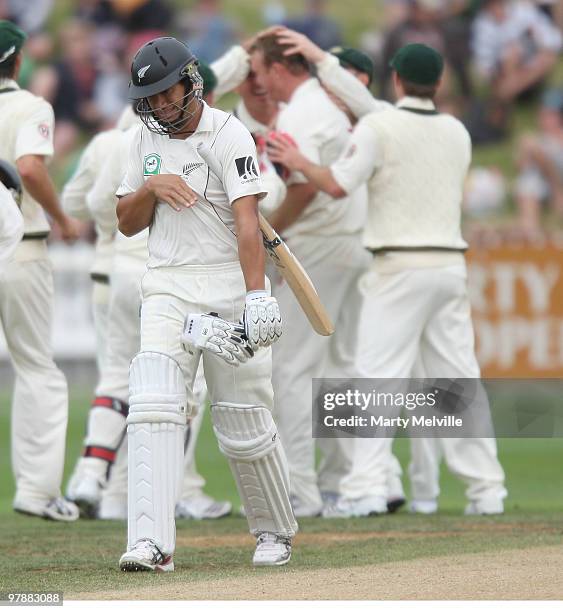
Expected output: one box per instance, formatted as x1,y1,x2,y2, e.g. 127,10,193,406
409,499,438,514
290,495,322,518
66,473,103,518
14,496,79,522
175,493,232,520
322,494,387,518
252,532,292,566
119,538,174,573
464,498,504,516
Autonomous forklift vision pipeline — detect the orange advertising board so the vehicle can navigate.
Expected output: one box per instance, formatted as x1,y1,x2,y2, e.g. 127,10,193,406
466,242,563,377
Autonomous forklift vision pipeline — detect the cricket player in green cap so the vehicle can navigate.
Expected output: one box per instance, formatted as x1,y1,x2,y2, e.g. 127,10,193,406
268,42,507,517
0,20,81,521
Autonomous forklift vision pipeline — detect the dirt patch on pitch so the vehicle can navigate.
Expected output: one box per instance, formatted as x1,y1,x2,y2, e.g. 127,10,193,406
72,545,563,600
175,522,557,549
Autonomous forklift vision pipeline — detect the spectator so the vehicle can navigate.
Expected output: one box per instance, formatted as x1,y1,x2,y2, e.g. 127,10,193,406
111,0,172,33
284,0,342,50
75,0,117,27
5,0,54,33
514,89,563,237
379,0,470,102
179,0,238,63
30,19,101,157
471,0,562,103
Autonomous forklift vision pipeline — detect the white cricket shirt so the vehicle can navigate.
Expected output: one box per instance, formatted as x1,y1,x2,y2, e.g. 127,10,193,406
116,101,266,268
0,79,54,236
331,96,470,253
63,128,122,277
275,77,365,238
92,124,148,266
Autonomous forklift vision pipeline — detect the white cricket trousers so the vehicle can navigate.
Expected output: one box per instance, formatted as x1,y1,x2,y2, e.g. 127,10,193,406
91,280,110,374
0,247,68,505
341,260,506,504
140,262,275,408
271,233,371,512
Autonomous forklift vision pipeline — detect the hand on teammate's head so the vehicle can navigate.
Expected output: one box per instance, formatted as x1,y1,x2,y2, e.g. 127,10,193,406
273,28,325,64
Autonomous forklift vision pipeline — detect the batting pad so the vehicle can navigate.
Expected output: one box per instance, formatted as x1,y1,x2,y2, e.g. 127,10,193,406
83,397,128,469
211,402,297,537
127,352,188,555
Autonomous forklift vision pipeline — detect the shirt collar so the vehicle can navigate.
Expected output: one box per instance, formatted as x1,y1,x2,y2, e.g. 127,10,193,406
192,100,214,135
396,96,437,112
0,78,19,91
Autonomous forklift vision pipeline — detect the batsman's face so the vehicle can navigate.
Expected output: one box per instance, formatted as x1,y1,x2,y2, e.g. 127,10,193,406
148,81,186,123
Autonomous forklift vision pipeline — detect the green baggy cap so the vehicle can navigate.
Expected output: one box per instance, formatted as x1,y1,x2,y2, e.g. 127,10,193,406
390,43,443,85
197,61,217,97
330,46,374,84
0,20,26,65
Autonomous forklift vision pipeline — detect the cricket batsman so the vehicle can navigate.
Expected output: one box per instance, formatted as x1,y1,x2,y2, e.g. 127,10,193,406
268,43,507,514
116,37,297,572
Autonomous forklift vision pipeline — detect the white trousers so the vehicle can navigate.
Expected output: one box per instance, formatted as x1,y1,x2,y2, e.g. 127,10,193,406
343,261,506,504
91,281,110,375
140,263,274,408
271,234,371,511
0,255,68,505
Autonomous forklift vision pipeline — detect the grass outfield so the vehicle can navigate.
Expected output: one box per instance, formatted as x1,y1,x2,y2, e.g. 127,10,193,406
0,389,562,599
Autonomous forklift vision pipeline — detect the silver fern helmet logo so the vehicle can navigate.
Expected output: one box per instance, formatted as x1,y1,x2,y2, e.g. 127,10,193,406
235,156,259,182
137,64,151,81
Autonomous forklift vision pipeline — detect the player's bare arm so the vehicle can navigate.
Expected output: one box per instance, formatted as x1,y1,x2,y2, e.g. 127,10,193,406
267,136,347,201
232,194,265,291
266,182,319,234
16,154,81,242
117,174,198,236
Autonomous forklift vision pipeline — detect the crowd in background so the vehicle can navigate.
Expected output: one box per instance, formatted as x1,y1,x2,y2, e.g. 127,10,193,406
1,0,562,242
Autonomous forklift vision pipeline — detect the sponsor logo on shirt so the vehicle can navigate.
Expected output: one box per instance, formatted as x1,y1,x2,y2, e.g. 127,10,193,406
235,156,259,183
143,153,162,176
38,123,50,139
183,162,204,177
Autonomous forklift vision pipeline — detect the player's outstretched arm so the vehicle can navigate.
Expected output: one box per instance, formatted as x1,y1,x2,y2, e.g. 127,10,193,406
267,135,346,200
273,27,386,120
117,174,198,237
17,154,81,242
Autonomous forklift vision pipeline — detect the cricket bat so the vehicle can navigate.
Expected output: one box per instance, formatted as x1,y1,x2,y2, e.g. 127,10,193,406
197,142,334,336
258,214,334,336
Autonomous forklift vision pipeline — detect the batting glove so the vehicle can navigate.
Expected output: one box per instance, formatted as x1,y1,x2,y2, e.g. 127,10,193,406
242,290,283,349
182,312,254,367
